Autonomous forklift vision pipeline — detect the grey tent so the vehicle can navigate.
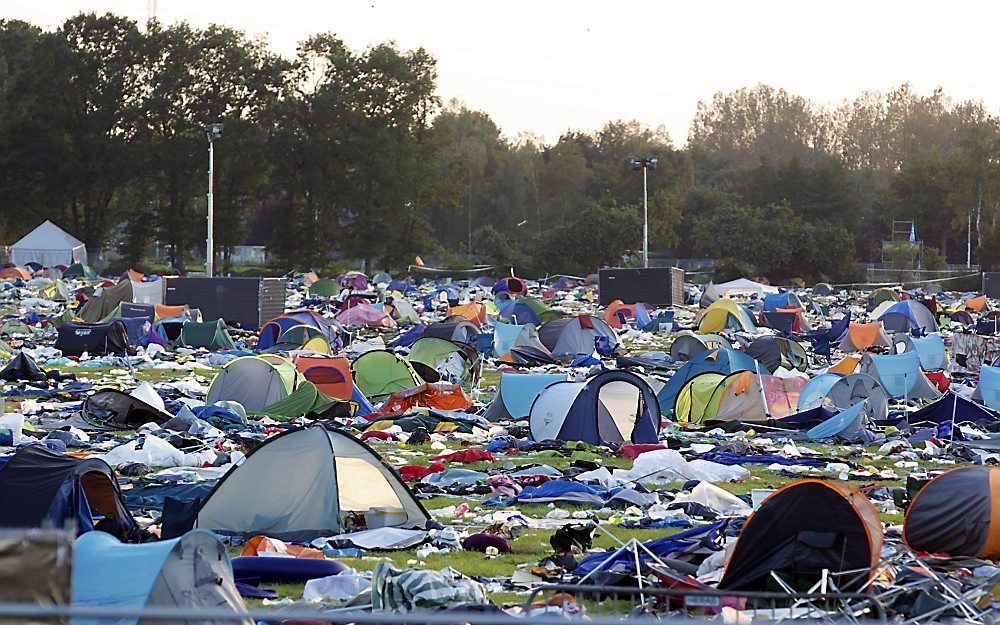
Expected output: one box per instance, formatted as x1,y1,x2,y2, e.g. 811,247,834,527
669,332,731,363
10,220,87,267
538,316,619,358
744,336,809,372
73,529,251,625
195,426,430,540
77,279,134,324
798,372,890,422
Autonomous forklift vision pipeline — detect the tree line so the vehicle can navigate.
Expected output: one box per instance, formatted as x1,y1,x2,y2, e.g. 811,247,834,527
3,13,1000,281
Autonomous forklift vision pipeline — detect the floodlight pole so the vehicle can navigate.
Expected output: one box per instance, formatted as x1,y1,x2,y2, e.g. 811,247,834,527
642,164,648,268
206,138,214,277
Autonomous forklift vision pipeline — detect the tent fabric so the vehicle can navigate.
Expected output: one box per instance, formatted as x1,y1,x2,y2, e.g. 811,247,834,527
720,479,882,592
493,321,524,358
498,300,542,326
0,351,47,382
904,466,1000,558
892,333,948,372
669,332,731,362
763,291,802,312
78,280,133,324
422,319,479,345
205,356,298,412
0,444,136,533
838,322,891,352
130,280,163,305
180,319,236,350
309,278,342,298
56,320,131,356
482,372,565,421
877,299,937,334
448,302,486,327
977,365,1000,411
673,372,727,424
336,302,395,328
293,355,374,415
713,278,778,297
351,350,422,400
381,382,473,415
698,298,757,333
908,392,1000,426
657,348,765,418
861,352,941,400
195,426,430,540
82,388,172,429
745,336,809,372
407,337,471,384
73,529,250,625
499,323,558,366
797,372,890,423
537,316,619,358
258,310,340,351
805,400,869,441
712,371,809,422
250,380,342,421
529,370,660,446
11,221,87,267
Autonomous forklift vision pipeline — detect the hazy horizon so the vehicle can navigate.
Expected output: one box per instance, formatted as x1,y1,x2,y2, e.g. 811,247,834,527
7,0,1000,145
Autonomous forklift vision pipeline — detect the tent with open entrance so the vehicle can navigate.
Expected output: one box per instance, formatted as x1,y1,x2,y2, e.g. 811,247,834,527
11,220,87,267
657,348,765,419
73,529,251,625
205,356,298,412
904,466,1000,559
195,425,430,540
860,351,941,400
493,276,526,296
697,298,757,333
482,372,565,421
720,479,882,592
350,350,421,400
668,332,731,363
0,444,136,534
529,370,660,446
537,316,619,358
407,337,473,384
744,336,809,372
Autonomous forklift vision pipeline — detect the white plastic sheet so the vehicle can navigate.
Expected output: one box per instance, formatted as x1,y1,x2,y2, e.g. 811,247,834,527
303,569,371,602
671,481,752,515
611,449,750,484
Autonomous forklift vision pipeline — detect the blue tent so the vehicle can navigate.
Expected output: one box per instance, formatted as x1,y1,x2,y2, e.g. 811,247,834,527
806,401,868,441
862,351,940,400
909,334,948,372
498,300,541,325
909,392,1000,425
657,348,766,418
976,365,1000,411
388,324,426,349
73,529,249,625
422,285,460,309
796,373,842,411
529,370,660,446
877,300,936,335
493,320,525,357
483,372,564,421
763,291,801,312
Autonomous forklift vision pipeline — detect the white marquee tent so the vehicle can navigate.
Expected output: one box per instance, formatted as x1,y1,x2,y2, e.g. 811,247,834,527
10,220,87,267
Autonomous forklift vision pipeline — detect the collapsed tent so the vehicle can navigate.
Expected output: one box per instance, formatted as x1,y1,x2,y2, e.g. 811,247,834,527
336,302,395,328
195,425,430,540
668,332,731,362
744,336,809,372
205,356,298,412
904,466,1000,559
380,382,473,414
908,392,1000,426
797,373,890,422
422,319,479,345
82,386,172,429
860,351,941,400
498,323,558,366
537,316,619,358
56,320,131,356
351,350,421,400
698,298,757,333
407,337,472,383
719,479,882,592
482,372,565,421
73,529,251,625
657,348,765,419
529,370,660,446
0,444,136,534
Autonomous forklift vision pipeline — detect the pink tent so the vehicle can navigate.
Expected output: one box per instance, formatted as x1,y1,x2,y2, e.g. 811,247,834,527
335,302,396,328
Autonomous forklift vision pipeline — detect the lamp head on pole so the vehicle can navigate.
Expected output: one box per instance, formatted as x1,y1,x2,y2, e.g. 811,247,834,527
627,156,658,171
205,123,224,142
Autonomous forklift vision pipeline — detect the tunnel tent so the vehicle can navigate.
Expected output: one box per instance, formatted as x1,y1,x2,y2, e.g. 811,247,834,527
537,315,619,358
904,466,1000,559
891,332,948,372
350,349,422,400
719,479,882,592
838,322,892,352
668,331,731,363
697,298,757,333
205,355,298,412
482,372,565,421
528,370,660,446
72,529,251,625
656,348,766,419
860,351,941,400
876,299,937,334
407,336,471,384
744,336,809,372
179,319,236,350
195,425,430,540
0,444,136,534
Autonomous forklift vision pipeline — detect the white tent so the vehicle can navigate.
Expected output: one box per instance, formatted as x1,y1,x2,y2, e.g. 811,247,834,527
714,278,780,297
10,221,87,267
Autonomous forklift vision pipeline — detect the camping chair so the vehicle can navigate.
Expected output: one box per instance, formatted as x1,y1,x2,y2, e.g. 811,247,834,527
804,312,852,364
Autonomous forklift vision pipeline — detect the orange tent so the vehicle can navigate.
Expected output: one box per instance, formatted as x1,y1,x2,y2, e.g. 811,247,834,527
293,355,355,401
967,295,989,312
604,300,638,329
124,268,144,282
381,382,472,415
155,303,189,320
303,271,320,287
0,267,31,281
448,302,486,327
241,535,323,559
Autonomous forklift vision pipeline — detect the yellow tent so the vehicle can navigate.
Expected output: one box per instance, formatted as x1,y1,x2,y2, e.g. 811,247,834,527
698,299,757,333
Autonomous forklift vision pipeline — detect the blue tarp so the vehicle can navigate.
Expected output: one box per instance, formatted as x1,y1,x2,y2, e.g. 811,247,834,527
574,520,729,576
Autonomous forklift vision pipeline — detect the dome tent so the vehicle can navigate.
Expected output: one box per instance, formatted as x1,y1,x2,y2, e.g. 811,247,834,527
482,372,565,421
875,299,937,334
195,425,430,540
205,355,298,412
656,348,766,419
668,332,731,363
529,370,660,446
350,350,421,400
904,466,1000,559
73,529,250,625
537,315,619,358
860,351,940,400
744,336,809,372
720,479,882,592
697,298,757,333
293,355,375,415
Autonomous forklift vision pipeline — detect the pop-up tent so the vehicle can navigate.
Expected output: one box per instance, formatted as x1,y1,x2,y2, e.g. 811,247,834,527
891,333,948,372
422,319,479,345
875,299,937,334
205,356,298,412
498,323,557,366
710,370,809,422
668,332,731,362
537,316,619,358
10,220,87,267
697,299,757,333
797,373,890,422
482,372,565,421
763,291,803,312
0,444,136,534
720,479,882,592
350,350,421,400
195,426,430,540
258,310,341,351
860,351,940,400
529,370,660,446
72,529,251,625
293,355,375,415
657,348,765,419
904,466,1000,559
179,319,236,350
838,322,892,352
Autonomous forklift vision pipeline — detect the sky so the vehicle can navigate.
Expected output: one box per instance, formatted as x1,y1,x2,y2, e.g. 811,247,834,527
7,0,1000,145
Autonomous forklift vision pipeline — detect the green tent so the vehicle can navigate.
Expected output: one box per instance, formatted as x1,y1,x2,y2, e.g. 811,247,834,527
521,296,561,323
407,337,470,384
250,381,345,421
351,350,421,400
62,263,97,280
180,319,236,350
308,278,342,298
0,320,34,337
673,372,727,424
